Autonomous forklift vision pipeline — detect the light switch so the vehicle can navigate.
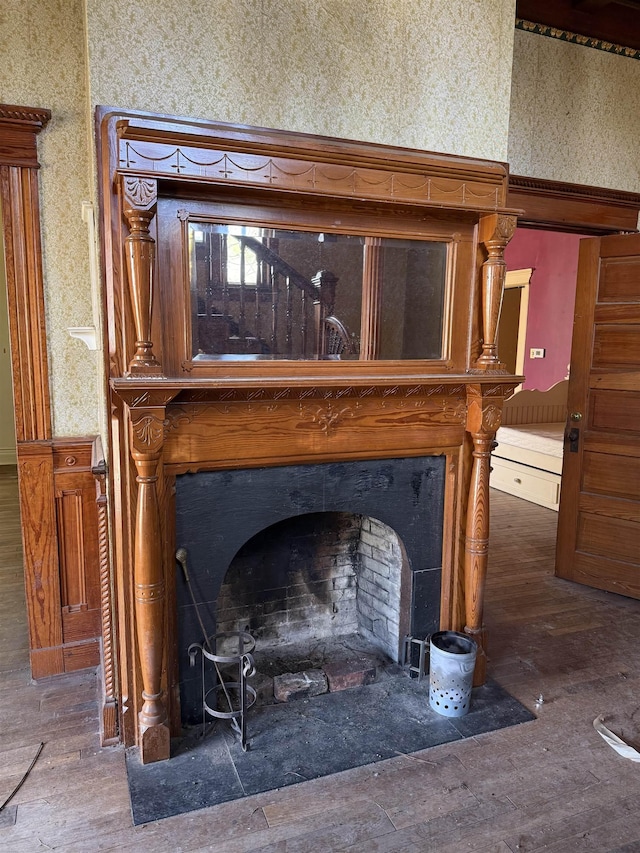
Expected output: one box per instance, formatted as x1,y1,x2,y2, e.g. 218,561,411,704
530,347,545,359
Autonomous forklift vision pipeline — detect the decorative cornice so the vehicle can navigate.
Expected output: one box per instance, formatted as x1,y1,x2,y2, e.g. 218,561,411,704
509,174,640,208
516,18,640,60
109,111,510,212
0,104,52,168
0,104,51,131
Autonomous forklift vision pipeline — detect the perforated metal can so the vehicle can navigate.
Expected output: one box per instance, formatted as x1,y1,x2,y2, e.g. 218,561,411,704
429,630,477,717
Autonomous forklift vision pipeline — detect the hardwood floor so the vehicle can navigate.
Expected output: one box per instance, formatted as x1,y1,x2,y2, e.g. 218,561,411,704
1,465,639,852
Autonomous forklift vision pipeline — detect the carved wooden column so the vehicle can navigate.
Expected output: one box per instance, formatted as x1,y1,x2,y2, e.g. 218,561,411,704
464,385,502,685
474,214,517,371
128,402,170,762
360,236,384,360
122,176,162,375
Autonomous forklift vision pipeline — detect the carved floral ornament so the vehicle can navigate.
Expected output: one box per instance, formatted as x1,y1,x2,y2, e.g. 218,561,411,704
481,404,502,432
123,176,157,210
130,413,166,452
299,402,356,434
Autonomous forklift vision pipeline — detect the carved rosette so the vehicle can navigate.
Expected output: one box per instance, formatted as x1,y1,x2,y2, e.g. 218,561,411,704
474,213,517,371
122,176,162,375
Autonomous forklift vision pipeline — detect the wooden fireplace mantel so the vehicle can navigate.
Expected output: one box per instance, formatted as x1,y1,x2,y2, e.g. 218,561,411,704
98,108,520,763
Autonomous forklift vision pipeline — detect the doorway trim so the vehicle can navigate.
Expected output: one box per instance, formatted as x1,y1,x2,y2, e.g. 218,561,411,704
0,104,67,677
508,175,640,234
504,267,532,391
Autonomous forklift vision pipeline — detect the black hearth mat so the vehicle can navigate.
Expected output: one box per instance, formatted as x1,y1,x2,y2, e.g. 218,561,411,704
125,675,535,825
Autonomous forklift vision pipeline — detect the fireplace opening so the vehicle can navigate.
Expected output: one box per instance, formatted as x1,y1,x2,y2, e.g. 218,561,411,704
217,512,405,660
175,456,446,724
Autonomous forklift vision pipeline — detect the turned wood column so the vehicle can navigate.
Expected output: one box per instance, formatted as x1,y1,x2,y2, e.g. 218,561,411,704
464,386,502,685
360,236,384,360
474,214,517,371
128,405,170,763
122,176,162,375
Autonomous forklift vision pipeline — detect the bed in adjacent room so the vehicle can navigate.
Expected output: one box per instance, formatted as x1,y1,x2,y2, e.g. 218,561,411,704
490,380,568,511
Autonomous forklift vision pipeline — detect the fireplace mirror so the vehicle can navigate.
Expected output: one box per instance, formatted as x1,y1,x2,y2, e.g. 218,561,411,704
187,221,448,361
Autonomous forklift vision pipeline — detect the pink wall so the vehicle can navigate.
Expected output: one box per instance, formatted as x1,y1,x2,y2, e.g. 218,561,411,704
504,228,585,391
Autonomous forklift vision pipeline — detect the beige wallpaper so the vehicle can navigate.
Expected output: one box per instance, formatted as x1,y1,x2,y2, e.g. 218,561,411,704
86,0,516,162
508,29,640,193
0,0,101,437
3,3,640,440
2,0,518,437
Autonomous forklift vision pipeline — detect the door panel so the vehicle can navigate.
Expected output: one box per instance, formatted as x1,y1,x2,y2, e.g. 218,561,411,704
593,327,640,366
556,233,640,599
590,390,640,431
582,453,640,501
598,256,640,300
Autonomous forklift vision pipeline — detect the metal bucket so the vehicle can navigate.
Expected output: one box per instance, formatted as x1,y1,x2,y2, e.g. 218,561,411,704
429,630,477,717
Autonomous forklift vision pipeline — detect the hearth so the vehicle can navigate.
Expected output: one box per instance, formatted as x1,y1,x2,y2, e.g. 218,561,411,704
175,456,445,724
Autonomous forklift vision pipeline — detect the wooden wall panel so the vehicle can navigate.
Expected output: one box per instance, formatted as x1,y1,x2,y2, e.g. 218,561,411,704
17,438,104,678
17,442,63,678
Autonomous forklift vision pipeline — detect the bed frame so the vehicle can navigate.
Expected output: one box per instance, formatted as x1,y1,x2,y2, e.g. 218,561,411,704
491,380,568,511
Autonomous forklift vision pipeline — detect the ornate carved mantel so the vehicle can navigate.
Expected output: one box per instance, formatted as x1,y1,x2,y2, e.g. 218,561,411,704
98,108,519,763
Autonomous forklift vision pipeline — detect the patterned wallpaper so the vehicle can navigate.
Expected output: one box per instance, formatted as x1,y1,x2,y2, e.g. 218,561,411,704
4,3,640,437
86,0,516,161
1,0,516,436
0,0,100,436
508,28,640,193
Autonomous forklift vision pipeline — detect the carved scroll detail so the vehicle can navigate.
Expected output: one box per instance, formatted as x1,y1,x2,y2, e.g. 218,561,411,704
474,213,517,371
132,413,166,449
300,402,355,434
122,176,162,375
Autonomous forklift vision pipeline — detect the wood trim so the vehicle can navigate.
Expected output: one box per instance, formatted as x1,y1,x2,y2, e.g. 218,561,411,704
0,104,60,680
0,165,52,441
504,268,531,388
93,439,118,744
16,441,63,678
0,106,107,687
0,105,51,169
0,106,51,441
508,175,640,235
108,108,512,213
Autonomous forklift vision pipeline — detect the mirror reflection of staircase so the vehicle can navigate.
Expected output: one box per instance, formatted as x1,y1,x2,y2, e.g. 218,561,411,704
193,228,359,359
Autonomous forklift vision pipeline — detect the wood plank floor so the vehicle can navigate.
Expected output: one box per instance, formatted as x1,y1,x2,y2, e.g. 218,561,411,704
1,464,639,852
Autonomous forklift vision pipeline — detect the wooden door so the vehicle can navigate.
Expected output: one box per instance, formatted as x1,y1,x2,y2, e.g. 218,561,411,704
556,233,640,598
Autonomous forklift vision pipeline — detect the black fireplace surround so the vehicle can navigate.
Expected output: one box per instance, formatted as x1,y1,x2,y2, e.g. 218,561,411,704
175,456,446,723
